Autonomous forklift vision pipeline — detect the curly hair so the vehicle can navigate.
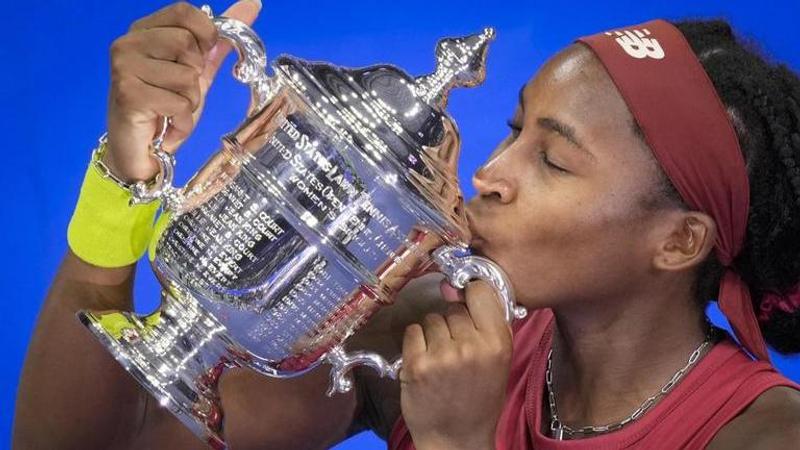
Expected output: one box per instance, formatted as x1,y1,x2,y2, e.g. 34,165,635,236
654,20,800,354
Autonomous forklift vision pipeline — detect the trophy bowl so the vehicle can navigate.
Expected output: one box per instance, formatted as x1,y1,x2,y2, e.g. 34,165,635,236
78,6,527,448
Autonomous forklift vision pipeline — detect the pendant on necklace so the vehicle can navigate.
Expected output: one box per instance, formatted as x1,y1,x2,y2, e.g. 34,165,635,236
551,421,565,441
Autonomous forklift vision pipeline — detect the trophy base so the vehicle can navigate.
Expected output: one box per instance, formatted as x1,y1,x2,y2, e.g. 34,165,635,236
78,287,245,449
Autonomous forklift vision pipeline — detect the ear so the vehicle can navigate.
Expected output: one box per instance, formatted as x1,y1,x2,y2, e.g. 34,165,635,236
652,212,717,272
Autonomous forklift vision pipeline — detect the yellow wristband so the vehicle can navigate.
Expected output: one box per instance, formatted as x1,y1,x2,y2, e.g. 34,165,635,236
67,163,161,267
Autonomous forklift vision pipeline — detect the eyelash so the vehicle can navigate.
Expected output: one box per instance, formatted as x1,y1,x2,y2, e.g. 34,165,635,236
506,119,522,137
539,151,568,173
506,119,568,174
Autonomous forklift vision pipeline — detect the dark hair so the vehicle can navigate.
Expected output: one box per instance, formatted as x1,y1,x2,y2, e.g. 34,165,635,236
655,20,800,354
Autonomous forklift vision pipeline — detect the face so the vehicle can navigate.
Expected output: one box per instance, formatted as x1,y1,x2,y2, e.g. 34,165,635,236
467,44,672,310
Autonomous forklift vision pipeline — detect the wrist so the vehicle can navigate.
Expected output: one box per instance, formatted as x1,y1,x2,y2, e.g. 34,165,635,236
67,139,162,268
99,149,130,185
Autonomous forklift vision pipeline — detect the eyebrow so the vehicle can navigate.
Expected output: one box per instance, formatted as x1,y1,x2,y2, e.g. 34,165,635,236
516,84,594,160
536,117,594,159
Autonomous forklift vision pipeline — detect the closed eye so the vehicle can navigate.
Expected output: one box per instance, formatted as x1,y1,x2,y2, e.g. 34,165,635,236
506,119,569,174
539,150,569,174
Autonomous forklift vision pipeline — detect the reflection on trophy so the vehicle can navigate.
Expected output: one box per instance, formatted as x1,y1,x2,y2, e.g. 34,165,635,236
78,6,526,448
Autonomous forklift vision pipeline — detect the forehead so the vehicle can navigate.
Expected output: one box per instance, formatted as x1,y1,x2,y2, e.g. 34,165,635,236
521,44,640,151
520,44,664,197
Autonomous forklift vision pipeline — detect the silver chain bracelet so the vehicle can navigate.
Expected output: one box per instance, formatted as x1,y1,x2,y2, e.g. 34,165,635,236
89,116,179,208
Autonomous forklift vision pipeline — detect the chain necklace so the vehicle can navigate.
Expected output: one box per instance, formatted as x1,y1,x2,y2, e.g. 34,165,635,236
545,325,719,440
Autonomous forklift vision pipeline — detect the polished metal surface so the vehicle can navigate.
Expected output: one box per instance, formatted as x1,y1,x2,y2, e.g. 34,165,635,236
128,116,176,207
79,6,524,448
91,117,176,207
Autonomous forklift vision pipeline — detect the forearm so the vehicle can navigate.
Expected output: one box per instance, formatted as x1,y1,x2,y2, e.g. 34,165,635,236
13,250,145,449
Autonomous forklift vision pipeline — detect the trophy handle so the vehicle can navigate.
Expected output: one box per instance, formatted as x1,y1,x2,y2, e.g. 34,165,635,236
430,245,528,322
204,5,274,115
127,116,181,208
323,245,527,396
129,5,273,210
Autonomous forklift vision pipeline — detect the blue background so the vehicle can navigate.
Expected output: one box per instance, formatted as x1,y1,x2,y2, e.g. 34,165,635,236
3,0,799,448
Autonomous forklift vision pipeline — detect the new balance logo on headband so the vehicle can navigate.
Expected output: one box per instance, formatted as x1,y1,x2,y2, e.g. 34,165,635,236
605,28,665,59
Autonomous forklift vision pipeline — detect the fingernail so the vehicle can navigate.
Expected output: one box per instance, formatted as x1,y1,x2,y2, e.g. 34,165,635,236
245,0,262,10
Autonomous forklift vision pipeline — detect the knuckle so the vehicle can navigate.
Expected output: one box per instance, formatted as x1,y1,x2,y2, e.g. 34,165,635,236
109,37,123,54
207,23,220,46
456,342,476,360
128,17,146,32
190,66,202,84
190,83,202,106
448,303,467,315
171,2,195,18
169,115,193,136
438,350,459,369
109,57,125,78
177,65,200,85
188,92,201,111
423,313,442,325
109,37,130,60
177,29,197,51
486,339,512,362
405,323,422,336
403,359,428,382
176,95,194,114
193,18,218,51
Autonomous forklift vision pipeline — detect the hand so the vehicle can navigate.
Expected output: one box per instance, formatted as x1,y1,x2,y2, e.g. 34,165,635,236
399,280,513,450
104,0,261,183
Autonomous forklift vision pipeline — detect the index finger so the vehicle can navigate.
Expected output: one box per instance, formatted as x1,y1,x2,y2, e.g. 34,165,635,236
463,280,510,333
130,2,219,54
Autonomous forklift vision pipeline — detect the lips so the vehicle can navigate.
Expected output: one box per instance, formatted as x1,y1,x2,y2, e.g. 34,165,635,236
465,207,486,250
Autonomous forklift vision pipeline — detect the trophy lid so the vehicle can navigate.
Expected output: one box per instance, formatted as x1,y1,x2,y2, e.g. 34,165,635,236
271,29,495,242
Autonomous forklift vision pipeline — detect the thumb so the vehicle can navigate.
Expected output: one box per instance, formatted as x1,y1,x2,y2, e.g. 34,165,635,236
200,0,262,93
464,280,512,334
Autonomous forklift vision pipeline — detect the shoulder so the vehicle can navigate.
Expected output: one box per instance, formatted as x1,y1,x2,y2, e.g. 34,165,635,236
708,386,800,449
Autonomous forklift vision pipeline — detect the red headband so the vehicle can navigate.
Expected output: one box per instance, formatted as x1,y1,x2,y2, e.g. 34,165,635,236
578,20,771,362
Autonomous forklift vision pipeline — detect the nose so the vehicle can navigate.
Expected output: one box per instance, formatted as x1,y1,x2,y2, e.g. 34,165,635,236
472,152,517,204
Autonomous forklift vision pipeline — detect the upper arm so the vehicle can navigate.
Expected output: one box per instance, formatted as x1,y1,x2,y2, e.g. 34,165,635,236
752,424,800,449
708,386,800,450
736,418,800,449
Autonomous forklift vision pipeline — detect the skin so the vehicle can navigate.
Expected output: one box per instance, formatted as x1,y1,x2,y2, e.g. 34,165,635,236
396,43,800,448
13,1,800,448
462,43,721,433
13,3,361,450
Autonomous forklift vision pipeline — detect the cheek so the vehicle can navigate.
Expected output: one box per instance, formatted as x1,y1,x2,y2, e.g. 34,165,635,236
494,183,653,306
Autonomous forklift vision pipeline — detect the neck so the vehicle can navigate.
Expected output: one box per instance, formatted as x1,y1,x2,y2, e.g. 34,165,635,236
548,281,712,428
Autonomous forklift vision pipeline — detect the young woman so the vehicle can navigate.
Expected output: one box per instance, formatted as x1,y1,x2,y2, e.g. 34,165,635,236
13,1,800,449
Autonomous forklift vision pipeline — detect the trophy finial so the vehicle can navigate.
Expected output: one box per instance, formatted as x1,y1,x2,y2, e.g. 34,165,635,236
414,27,495,109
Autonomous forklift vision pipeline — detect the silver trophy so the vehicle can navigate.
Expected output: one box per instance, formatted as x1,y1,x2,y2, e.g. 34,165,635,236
79,6,526,448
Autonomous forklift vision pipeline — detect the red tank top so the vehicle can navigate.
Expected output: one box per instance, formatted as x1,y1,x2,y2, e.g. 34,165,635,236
388,308,800,449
